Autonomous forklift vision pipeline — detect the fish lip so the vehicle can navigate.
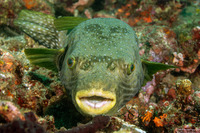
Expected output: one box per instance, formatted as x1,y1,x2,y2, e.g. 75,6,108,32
75,89,116,115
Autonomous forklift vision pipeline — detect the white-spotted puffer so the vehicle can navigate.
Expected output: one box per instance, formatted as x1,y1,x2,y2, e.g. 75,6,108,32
14,10,175,116
60,18,144,116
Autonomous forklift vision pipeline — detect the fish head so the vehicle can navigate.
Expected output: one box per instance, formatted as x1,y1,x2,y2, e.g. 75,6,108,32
60,18,144,116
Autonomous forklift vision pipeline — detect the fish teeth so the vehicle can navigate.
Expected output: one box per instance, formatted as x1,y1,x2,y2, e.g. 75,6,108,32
82,99,111,109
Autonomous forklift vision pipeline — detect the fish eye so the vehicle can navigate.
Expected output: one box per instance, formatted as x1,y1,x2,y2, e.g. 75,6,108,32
127,64,135,75
67,57,76,69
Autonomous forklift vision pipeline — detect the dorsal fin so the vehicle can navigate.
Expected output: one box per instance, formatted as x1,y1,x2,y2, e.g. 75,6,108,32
54,17,88,31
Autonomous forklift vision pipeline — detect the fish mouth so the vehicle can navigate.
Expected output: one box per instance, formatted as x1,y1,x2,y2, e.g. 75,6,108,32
75,89,116,116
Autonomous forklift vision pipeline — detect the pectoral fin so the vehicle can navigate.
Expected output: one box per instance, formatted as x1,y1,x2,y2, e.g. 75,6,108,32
142,59,177,86
24,48,65,72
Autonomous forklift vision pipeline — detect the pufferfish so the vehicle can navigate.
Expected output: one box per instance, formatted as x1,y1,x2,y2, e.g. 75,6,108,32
14,10,175,116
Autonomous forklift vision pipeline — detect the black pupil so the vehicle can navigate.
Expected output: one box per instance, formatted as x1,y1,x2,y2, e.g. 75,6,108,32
68,58,73,66
131,64,134,71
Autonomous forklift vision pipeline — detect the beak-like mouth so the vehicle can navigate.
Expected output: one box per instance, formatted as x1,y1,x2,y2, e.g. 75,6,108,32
79,96,113,108
75,89,116,116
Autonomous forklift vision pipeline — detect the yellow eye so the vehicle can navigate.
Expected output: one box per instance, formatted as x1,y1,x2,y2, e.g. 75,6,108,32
67,57,76,69
127,64,135,75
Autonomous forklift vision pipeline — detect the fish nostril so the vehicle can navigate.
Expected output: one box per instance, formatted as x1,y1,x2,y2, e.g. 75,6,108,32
107,62,116,71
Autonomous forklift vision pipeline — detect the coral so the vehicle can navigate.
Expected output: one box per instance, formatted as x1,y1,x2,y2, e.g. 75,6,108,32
176,79,192,97
153,117,163,127
23,0,37,9
153,114,167,127
141,110,153,126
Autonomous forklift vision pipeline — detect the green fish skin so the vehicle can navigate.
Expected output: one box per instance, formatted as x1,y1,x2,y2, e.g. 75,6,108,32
14,10,60,49
60,18,144,116
15,10,176,116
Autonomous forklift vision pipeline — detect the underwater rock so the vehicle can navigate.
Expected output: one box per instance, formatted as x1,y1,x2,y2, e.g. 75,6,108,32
0,1,200,132
108,117,146,133
118,78,200,132
0,0,22,27
65,0,95,14
0,0,54,34
172,5,200,74
0,100,57,132
154,0,182,26
0,101,25,122
141,76,156,103
0,47,23,101
0,111,45,133
193,91,200,110
167,88,176,100
135,25,177,64
55,115,110,133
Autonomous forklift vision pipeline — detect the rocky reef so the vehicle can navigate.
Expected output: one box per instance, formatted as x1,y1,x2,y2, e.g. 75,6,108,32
0,0,200,132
